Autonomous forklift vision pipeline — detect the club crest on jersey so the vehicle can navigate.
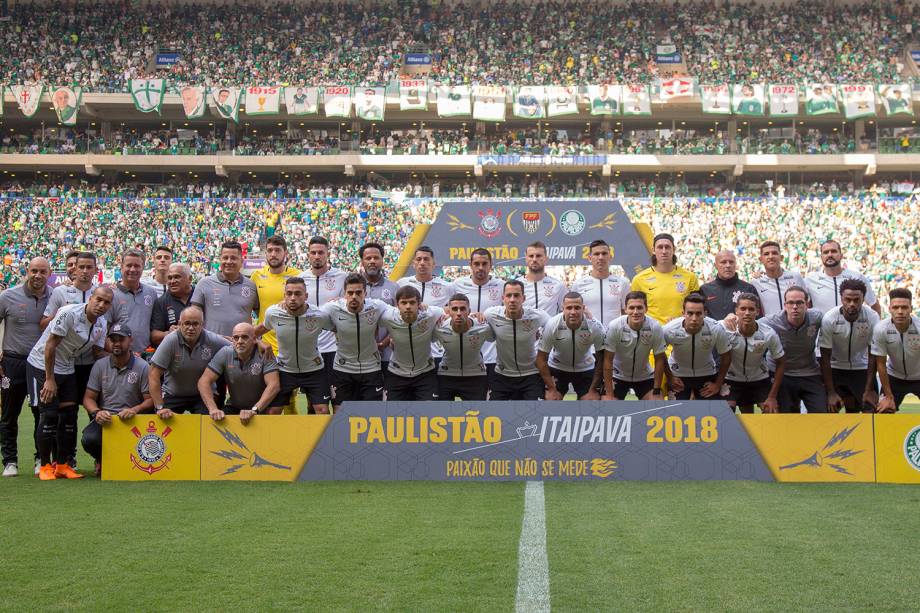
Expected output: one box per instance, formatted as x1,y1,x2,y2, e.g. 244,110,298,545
854,322,871,338
543,284,556,297
675,281,686,293
478,208,502,239
578,331,593,344
250,362,262,375
807,325,817,338
908,335,920,351
430,285,444,298
382,289,392,300
126,371,139,384
639,329,652,344
522,211,541,234
522,319,535,332
144,294,154,306
241,287,252,298
130,421,172,475
304,318,319,332
324,278,338,291
488,286,501,301
200,346,213,360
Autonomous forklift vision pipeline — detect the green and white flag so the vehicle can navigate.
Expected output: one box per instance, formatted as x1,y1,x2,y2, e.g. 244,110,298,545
805,83,838,115
244,85,281,115
732,83,765,116
129,79,166,113
700,84,731,114
878,84,913,116
323,86,352,118
768,84,798,117
10,84,43,118
355,86,386,121
514,85,546,118
436,84,470,117
622,84,652,115
587,84,620,116
210,86,242,122
399,79,428,111
51,86,81,125
546,86,579,117
473,85,506,122
840,84,876,119
284,86,319,115
179,86,207,118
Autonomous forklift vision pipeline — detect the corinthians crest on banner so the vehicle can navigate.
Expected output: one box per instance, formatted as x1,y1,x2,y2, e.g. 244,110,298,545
130,421,173,475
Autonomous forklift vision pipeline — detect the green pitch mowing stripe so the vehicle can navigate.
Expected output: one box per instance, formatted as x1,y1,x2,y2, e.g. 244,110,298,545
544,482,920,612
515,481,551,612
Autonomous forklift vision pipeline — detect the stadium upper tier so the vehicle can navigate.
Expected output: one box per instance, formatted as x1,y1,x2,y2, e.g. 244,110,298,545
0,0,915,92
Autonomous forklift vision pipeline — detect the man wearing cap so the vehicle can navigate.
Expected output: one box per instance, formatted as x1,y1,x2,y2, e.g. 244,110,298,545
80,323,153,476
198,322,280,422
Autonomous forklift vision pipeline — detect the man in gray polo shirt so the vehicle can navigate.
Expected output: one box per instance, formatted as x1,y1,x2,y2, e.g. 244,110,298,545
149,306,231,417
198,322,280,423
191,241,259,337
108,248,159,354
0,257,51,477
758,285,827,413
80,324,153,476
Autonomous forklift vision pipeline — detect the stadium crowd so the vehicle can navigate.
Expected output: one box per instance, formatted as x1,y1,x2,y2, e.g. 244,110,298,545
0,1,915,91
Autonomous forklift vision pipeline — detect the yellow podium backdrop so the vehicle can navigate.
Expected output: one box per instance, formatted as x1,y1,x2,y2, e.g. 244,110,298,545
102,416,202,481
874,414,920,484
738,414,876,482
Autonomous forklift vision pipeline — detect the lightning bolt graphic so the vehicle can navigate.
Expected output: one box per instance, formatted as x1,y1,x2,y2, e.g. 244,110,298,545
827,464,853,475
211,449,247,461
213,424,249,451
825,448,863,461
823,424,859,450
221,464,245,475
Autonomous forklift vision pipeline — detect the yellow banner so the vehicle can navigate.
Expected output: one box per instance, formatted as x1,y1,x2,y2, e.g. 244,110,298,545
102,416,201,481
739,414,875,482
201,416,331,481
874,414,920,484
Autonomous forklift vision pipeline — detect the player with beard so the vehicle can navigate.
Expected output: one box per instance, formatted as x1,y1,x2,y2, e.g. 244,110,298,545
434,294,494,401
453,248,504,384
379,286,443,401
806,240,880,316
750,241,806,316
517,241,567,315
360,242,398,372
536,292,605,400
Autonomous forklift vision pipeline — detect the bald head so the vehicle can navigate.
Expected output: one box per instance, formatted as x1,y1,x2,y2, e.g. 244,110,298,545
178,305,204,344
715,250,737,280
231,322,257,356
26,257,51,292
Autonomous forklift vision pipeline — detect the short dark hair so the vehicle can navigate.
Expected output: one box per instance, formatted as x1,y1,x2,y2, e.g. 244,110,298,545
503,279,525,294
839,278,866,297
266,236,287,249
65,250,81,262
784,285,810,302
359,242,384,259
76,251,97,264
889,288,913,302
308,236,329,249
155,245,173,255
448,293,470,304
284,277,306,288
344,273,367,289
588,239,609,251
414,246,434,258
735,292,761,310
395,285,421,303
470,248,492,263
651,233,678,265
562,291,583,303
624,291,647,306
526,241,547,253
122,248,146,263
820,239,841,252
759,240,781,254
221,241,243,255
682,292,706,309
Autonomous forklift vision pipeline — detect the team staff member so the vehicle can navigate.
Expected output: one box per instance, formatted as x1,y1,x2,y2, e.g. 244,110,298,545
453,248,504,380
321,273,389,403
198,323,280,423
602,291,667,400
571,239,630,326
140,245,173,297
721,294,785,413
434,294,494,401
699,250,758,320
484,281,550,400
631,233,700,324
258,278,334,414
751,241,806,316
191,241,260,337
661,294,732,400
517,241,567,315
27,287,113,480
250,235,300,414
150,263,195,346
379,286,443,401
108,248,159,354
299,236,347,407
806,240,880,315
149,306,231,417
0,257,50,477
818,279,879,412
759,286,827,413
80,324,152,476
536,292,605,400
872,288,920,412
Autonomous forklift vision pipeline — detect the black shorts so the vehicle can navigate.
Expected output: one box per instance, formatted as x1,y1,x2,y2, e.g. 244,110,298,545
26,363,79,410
163,394,209,414
726,379,772,410
889,376,920,410
612,378,655,400
831,368,877,410
332,369,384,403
438,375,488,401
270,370,330,407
385,370,439,401
322,351,336,397
779,374,828,413
75,362,94,407
673,375,717,401
549,368,594,398
489,372,544,401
